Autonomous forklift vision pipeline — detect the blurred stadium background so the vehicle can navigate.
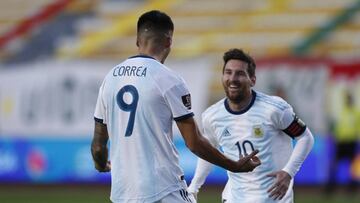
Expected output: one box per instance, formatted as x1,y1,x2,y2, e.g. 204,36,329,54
0,0,360,202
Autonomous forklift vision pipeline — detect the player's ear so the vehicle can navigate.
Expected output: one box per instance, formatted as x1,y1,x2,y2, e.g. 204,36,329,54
164,36,172,48
250,76,256,87
136,37,139,47
164,30,173,48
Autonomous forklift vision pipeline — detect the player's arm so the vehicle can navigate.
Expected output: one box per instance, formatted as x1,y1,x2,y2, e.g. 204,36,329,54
268,127,314,200
92,80,110,172
166,82,259,172
267,110,314,200
91,121,111,172
176,117,260,173
282,127,314,178
188,158,213,199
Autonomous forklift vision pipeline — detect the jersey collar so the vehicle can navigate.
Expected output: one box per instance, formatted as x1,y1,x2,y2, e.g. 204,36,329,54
128,55,156,60
224,90,256,115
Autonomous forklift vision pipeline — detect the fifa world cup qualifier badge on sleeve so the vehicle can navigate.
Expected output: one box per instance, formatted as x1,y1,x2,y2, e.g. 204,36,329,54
181,94,191,110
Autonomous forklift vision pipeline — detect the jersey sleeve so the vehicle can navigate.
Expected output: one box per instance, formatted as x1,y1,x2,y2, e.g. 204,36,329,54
276,105,307,138
163,80,194,121
282,128,314,177
94,80,107,124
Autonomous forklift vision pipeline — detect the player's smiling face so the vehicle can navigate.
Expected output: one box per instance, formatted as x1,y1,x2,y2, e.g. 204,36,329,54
222,59,255,103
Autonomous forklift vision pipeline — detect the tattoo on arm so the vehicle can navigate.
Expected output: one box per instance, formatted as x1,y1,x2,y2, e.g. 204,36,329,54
91,121,109,170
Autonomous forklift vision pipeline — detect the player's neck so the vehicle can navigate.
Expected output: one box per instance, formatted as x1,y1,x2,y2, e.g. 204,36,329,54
227,91,253,112
138,47,168,64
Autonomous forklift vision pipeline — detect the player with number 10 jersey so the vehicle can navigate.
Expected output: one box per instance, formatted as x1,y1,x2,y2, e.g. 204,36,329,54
188,48,314,203
94,55,193,202
200,91,300,202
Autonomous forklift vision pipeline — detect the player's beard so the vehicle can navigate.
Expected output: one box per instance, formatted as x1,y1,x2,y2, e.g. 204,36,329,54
224,84,247,103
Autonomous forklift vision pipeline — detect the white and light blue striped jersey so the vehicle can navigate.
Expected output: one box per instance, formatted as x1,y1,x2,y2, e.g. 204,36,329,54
94,55,193,203
202,90,296,203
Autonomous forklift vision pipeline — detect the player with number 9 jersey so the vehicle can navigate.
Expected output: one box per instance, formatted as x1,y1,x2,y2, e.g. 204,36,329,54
94,55,194,202
92,12,260,203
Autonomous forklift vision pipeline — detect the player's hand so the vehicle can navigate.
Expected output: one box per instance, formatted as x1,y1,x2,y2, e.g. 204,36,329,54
267,170,291,200
95,161,111,172
234,150,261,172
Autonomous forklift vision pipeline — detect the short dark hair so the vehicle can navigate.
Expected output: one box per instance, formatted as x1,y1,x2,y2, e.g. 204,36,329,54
137,10,174,35
222,48,256,77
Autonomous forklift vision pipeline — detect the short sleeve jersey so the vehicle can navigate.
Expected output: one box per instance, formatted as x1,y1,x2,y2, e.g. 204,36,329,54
202,90,304,203
94,55,194,203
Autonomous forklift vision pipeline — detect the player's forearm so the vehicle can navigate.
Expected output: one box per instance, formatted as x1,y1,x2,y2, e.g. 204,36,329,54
188,135,237,172
91,121,110,171
177,117,240,171
91,142,109,170
282,128,314,178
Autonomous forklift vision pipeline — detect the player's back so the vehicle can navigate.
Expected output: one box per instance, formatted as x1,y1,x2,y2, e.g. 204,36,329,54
98,55,189,202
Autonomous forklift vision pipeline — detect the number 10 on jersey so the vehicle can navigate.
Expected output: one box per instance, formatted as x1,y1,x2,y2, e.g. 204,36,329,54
116,85,139,137
235,140,255,157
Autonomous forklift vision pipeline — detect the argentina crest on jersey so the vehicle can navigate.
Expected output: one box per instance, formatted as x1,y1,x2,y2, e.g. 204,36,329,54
252,123,264,138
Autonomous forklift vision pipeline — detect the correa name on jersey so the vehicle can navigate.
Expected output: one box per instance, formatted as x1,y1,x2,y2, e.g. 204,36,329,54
113,65,147,77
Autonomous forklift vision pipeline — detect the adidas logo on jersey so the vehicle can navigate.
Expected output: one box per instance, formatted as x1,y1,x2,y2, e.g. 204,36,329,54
222,128,231,137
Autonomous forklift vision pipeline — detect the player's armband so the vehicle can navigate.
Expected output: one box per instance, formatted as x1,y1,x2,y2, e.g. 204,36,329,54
282,114,306,138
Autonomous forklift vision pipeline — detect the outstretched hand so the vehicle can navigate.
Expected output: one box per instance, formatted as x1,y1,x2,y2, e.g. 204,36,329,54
267,170,291,200
233,150,261,172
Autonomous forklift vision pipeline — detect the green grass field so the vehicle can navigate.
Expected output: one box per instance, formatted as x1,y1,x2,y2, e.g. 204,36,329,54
0,184,359,203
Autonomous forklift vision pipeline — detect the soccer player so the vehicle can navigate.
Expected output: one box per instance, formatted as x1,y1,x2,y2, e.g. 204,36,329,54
188,48,314,203
91,11,260,203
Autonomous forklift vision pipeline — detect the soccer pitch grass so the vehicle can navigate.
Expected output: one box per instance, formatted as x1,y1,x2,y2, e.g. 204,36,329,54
0,184,359,203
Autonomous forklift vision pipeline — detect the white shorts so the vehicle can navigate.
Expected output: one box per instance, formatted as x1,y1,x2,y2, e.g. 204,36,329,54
221,180,293,203
156,189,196,203
222,181,231,203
